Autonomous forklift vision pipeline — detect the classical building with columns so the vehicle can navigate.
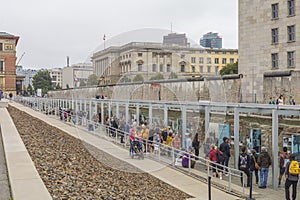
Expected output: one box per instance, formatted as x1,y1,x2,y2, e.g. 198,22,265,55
0,32,19,95
91,42,238,85
239,0,299,103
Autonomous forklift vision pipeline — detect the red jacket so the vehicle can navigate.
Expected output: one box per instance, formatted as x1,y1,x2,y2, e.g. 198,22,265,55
208,149,218,162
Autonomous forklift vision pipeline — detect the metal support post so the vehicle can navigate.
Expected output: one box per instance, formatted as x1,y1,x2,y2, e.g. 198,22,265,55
108,103,111,118
205,106,210,138
164,104,168,128
182,105,187,148
116,103,119,119
234,107,240,169
148,104,152,128
272,110,279,189
136,104,140,125
101,102,104,125
125,103,129,124
89,100,92,120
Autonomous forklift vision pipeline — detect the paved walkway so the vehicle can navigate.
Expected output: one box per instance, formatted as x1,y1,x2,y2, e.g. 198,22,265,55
9,102,244,200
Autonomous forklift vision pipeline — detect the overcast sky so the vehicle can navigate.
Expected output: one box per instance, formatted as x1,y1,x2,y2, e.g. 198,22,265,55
1,0,238,69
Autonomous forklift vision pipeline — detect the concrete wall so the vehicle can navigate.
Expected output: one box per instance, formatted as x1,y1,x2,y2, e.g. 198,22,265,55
48,77,242,103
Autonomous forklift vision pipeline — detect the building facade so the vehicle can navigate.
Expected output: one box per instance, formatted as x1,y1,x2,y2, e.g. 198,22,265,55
62,63,93,89
163,33,188,46
49,68,63,89
200,32,222,49
91,42,238,85
239,0,299,102
0,32,19,95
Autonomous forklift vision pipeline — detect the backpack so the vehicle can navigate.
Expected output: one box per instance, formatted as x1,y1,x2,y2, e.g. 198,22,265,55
217,150,224,163
239,154,248,169
289,160,299,175
280,152,289,168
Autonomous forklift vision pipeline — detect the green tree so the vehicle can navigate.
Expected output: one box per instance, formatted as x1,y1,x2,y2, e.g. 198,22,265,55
150,73,164,81
87,74,98,86
219,62,238,76
119,76,131,83
32,70,53,95
132,74,144,82
79,80,86,87
26,84,34,95
168,72,178,79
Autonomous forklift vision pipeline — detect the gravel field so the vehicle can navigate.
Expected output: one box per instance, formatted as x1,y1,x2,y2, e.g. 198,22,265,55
7,106,191,200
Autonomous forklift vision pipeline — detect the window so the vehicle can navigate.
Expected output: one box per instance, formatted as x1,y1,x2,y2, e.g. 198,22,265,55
0,43,2,51
138,53,143,57
230,58,235,63
287,25,295,42
199,66,203,73
152,64,157,72
181,65,185,72
272,28,279,43
288,0,295,16
215,58,219,64
0,61,3,72
167,64,171,72
160,64,164,72
207,66,211,73
191,65,195,73
271,53,278,68
138,64,142,71
191,57,196,63
287,51,295,67
272,3,279,19
215,66,219,74
207,58,211,64
199,57,204,64
52,76,57,81
222,58,227,64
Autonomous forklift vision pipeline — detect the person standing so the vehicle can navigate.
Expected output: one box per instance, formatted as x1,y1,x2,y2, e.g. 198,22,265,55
279,147,290,186
239,146,250,187
192,133,200,158
219,137,230,174
250,149,259,185
285,154,299,200
258,147,272,188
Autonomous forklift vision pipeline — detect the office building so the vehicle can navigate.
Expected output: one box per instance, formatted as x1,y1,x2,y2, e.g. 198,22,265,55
200,32,222,49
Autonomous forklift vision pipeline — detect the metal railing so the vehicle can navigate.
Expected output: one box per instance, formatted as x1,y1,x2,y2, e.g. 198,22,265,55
16,99,247,197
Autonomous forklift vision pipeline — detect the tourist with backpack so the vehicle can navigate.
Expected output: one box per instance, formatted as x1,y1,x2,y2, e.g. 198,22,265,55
239,146,250,187
258,147,272,188
279,147,290,186
285,154,299,200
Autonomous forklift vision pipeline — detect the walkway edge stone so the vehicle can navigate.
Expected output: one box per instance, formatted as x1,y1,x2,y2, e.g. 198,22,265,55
0,107,52,200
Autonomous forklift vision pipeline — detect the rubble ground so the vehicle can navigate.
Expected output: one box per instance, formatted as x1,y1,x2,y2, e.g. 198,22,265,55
7,106,191,200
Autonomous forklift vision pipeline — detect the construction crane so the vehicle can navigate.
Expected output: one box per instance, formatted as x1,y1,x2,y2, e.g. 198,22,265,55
16,52,25,66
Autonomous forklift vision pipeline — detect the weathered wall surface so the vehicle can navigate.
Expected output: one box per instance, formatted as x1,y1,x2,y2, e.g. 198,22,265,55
264,71,300,104
48,77,242,103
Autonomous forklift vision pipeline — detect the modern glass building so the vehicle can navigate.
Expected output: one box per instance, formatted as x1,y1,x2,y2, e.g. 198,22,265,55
200,32,222,49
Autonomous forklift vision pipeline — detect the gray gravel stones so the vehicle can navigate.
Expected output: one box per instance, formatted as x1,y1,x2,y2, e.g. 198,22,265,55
8,106,191,200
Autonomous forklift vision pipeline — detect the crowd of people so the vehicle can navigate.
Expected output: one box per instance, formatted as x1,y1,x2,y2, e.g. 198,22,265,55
56,107,299,199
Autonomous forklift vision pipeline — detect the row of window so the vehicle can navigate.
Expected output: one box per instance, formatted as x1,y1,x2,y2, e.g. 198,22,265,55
272,0,295,19
191,57,235,64
271,25,295,43
136,63,221,73
271,51,295,68
186,65,219,73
